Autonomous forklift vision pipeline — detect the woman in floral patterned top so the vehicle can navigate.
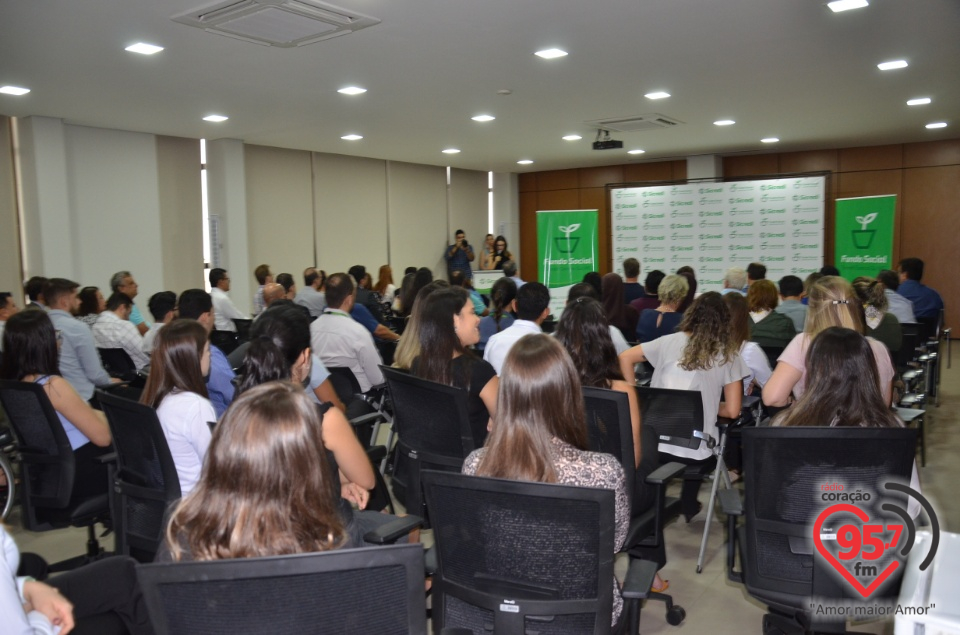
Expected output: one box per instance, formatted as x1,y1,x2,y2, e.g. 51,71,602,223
462,333,629,626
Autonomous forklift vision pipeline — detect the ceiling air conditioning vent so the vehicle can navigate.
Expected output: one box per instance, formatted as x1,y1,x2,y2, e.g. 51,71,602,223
584,114,684,133
172,0,380,47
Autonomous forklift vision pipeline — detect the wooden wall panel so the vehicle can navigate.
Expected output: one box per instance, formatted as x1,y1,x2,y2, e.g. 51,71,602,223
902,165,960,327
537,169,579,191
519,190,538,283
839,145,902,172
579,165,623,188
671,160,687,180
835,170,903,270
518,172,537,192
537,189,580,211
903,139,960,168
723,154,779,178
622,161,674,182
780,150,839,174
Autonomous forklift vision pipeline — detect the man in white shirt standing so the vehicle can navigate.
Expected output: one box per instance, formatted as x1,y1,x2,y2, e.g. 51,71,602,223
484,282,550,374
93,293,151,370
209,268,246,332
310,272,384,393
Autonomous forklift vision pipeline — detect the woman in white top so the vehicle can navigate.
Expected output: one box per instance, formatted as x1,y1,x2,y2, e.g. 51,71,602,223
141,319,215,496
373,265,397,308
763,276,895,408
619,292,748,521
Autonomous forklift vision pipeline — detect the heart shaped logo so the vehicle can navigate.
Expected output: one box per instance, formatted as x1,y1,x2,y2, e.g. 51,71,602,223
813,503,901,599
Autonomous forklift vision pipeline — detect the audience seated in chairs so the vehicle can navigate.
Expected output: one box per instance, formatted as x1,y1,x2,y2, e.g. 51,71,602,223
635,274,687,343
724,293,772,396
177,289,235,419
412,287,498,448
462,333,629,627
158,382,354,561
763,276,896,409
140,320,216,497
93,292,151,371
477,277,516,352
483,282,550,375
209,268,247,333
746,279,796,349
0,309,113,501
392,280,449,370
109,271,150,336
601,273,639,344
620,292,748,522
142,291,177,356
75,286,105,329
853,276,903,354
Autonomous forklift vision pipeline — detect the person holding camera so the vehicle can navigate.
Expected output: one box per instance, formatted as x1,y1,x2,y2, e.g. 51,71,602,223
445,229,475,280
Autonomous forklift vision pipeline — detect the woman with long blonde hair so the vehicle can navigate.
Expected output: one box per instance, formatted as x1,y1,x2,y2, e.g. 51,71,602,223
763,276,895,408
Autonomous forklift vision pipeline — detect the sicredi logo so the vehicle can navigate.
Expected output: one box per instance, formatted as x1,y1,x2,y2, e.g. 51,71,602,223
642,200,665,209
699,233,723,240
728,197,755,204
670,200,694,207
700,197,723,205
793,194,819,201
699,256,723,263
760,232,785,238
793,229,818,238
760,208,787,215
699,243,723,251
792,218,819,226
794,205,820,213
643,235,665,241
698,187,723,194
729,230,754,240
616,190,637,199
793,253,819,261
729,221,754,227
616,225,638,231
760,183,786,191
642,190,665,197
730,244,753,251
615,203,638,209
642,222,665,230
764,256,786,262
646,257,666,263
646,245,666,252
700,220,723,228
671,186,693,195
670,245,694,252
730,208,752,216
729,183,754,192
760,218,786,227
671,233,694,241
792,243,818,250
670,210,694,218
762,193,787,202
760,242,785,250
615,212,638,221
671,222,694,229
642,212,665,219
699,210,723,217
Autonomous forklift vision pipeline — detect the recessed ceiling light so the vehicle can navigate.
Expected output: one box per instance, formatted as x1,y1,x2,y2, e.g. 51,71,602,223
714,119,736,126
925,122,947,129
337,86,367,95
535,48,568,59
562,134,582,141
517,159,534,165
442,148,461,154
761,137,780,143
125,42,164,55
644,91,671,100
877,60,908,70
0,85,30,96
471,115,495,122
907,97,932,106
627,149,645,155
203,115,228,122
341,134,363,140
827,0,868,12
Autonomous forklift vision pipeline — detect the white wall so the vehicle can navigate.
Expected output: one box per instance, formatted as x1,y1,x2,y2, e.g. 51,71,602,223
387,161,448,279
0,117,22,299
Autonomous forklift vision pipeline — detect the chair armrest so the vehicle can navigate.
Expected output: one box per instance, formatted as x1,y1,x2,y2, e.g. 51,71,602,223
363,514,423,545
96,452,117,464
718,488,742,516
366,445,387,464
424,544,437,576
645,461,685,485
440,630,474,635
621,557,658,600
349,412,383,427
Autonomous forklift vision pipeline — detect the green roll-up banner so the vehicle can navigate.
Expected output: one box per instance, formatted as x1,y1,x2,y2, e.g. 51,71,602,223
834,195,896,279
537,209,598,316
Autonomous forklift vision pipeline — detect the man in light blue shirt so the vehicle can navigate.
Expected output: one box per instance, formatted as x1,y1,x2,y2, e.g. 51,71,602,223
877,270,916,324
110,271,150,336
177,288,235,418
295,267,327,318
45,278,117,401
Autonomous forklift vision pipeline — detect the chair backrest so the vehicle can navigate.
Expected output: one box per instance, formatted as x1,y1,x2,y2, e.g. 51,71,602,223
381,366,475,518
98,347,137,379
581,386,635,503
209,330,240,355
635,386,705,451
759,345,785,370
327,366,363,402
137,544,427,635
0,379,76,527
232,318,253,343
98,390,181,562
422,470,615,634
897,323,923,369
740,426,916,603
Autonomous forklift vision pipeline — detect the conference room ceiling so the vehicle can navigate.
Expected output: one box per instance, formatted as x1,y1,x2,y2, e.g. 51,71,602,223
1,0,957,173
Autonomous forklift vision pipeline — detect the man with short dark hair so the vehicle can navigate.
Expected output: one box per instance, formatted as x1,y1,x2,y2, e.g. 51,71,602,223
444,229,475,280
348,264,386,324
310,273,385,392
630,270,665,314
622,258,645,304
294,267,327,317
484,282,550,374
110,271,150,335
896,258,943,320
23,276,48,309
93,292,150,370
143,291,178,355
876,269,916,324
209,268,246,331
502,260,525,289
46,278,118,400
179,289,236,417
0,291,19,351
746,262,767,286
774,275,807,332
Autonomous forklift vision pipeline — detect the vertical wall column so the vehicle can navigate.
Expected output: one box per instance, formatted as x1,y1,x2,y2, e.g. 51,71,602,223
15,116,76,278
206,138,252,314
492,172,520,263
0,117,23,298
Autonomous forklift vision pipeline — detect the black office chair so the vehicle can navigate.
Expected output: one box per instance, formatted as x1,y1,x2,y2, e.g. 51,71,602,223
98,390,181,563
325,366,389,448
759,345,785,370
231,318,253,343
422,470,659,635
0,380,111,571
97,347,144,387
723,427,918,635
209,329,240,356
381,367,474,525
581,386,686,626
137,543,427,635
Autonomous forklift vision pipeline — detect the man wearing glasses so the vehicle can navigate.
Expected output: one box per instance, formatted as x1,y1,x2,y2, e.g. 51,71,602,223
209,268,247,332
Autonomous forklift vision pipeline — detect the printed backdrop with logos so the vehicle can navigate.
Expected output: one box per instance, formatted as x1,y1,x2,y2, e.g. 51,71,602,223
610,177,826,290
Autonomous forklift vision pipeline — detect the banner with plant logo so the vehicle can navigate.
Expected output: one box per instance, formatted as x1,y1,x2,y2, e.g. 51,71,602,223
834,195,896,280
537,209,598,316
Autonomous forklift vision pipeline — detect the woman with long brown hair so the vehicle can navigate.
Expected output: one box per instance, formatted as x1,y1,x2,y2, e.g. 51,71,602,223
724,292,772,395
161,382,349,561
601,273,639,343
463,334,628,626
141,319,215,496
373,264,397,307
619,292,748,520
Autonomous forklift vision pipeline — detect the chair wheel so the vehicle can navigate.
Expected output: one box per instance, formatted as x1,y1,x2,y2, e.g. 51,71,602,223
666,606,685,625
